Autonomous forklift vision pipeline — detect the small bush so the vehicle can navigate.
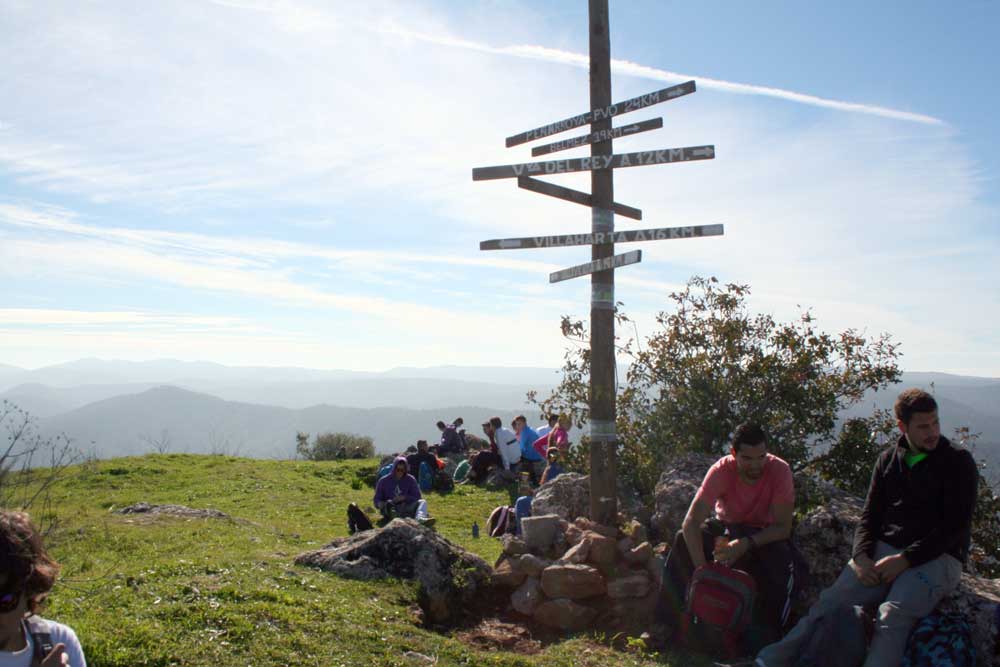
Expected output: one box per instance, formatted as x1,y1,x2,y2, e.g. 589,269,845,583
296,431,375,461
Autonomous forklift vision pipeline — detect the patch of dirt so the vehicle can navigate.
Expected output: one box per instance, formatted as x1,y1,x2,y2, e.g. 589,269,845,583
453,617,542,654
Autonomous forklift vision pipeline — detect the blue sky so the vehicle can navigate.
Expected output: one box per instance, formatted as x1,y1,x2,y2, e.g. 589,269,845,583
1,0,998,376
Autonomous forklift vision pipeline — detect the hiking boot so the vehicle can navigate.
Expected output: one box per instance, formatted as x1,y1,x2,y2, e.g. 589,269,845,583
418,517,436,527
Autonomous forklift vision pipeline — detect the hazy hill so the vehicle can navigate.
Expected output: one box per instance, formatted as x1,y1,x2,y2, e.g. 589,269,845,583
4,359,996,476
36,386,526,458
0,382,162,417
0,360,556,410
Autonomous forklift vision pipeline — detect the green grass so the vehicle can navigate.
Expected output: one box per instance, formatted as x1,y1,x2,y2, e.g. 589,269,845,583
32,454,707,666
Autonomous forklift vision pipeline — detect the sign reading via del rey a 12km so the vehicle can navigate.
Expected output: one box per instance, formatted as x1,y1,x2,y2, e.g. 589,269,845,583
472,146,715,181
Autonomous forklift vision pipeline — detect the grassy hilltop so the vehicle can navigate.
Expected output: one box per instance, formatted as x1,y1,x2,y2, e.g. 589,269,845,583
36,454,704,667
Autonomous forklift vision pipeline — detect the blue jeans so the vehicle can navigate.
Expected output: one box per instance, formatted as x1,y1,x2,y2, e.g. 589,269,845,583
757,541,962,667
514,495,532,535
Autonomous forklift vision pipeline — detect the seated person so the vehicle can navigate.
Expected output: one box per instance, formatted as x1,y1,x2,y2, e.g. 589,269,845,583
656,422,801,646
754,389,978,667
373,457,424,522
471,417,520,483
535,414,559,438
513,415,545,485
464,423,501,484
513,477,535,536
436,420,464,457
406,439,440,482
0,510,87,666
532,414,572,458
539,447,565,485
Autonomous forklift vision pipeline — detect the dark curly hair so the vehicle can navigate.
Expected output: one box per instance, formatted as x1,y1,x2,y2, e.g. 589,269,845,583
732,422,768,452
0,511,60,614
894,388,938,425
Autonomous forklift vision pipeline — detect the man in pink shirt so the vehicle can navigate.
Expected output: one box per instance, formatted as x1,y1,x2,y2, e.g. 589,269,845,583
655,423,803,646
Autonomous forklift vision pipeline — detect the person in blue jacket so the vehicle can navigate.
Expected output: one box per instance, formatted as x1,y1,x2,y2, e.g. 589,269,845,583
514,415,544,485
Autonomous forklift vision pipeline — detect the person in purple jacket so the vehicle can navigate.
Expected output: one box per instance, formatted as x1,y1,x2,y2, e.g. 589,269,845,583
373,456,423,522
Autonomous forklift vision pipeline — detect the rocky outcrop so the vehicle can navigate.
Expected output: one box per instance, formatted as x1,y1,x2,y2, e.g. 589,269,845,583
531,472,649,525
115,502,231,520
295,518,491,624
652,454,1000,665
531,473,590,522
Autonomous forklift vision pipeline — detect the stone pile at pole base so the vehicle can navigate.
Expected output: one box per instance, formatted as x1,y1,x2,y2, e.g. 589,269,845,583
490,514,663,633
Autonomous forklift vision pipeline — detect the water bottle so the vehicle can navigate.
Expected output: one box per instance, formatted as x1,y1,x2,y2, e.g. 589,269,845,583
472,521,480,538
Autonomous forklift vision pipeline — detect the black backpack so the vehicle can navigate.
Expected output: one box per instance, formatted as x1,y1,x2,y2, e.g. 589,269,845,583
347,502,374,534
433,469,455,493
795,603,870,667
23,616,54,663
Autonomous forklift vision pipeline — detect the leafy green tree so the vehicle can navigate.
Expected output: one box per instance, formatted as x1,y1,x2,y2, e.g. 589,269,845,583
532,276,902,497
814,409,897,496
296,431,374,460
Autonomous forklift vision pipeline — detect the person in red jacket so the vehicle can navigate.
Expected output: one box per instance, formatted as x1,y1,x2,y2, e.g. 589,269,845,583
656,422,801,646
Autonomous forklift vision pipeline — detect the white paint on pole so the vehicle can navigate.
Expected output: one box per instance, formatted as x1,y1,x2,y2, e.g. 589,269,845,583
549,249,641,284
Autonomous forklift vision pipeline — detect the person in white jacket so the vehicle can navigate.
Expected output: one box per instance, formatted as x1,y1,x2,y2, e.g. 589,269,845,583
0,511,86,667
485,416,521,473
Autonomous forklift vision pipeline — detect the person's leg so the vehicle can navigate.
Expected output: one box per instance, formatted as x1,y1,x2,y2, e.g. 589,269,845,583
756,543,895,667
655,527,715,630
746,539,796,638
415,499,429,520
396,500,419,519
862,550,963,667
514,495,532,535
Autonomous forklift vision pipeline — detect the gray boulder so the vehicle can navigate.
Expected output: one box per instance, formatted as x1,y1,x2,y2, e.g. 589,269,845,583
295,518,491,624
532,472,649,524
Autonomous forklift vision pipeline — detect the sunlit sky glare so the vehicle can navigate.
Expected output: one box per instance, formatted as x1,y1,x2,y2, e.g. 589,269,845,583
2,0,998,376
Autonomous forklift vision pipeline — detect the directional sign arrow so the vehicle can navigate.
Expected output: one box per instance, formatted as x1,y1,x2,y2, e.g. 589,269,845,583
506,80,695,147
481,224,724,251
472,146,715,181
517,176,642,221
549,250,642,284
531,117,664,157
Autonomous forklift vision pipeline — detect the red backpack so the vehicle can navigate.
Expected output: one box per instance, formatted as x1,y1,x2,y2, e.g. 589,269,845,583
682,562,757,659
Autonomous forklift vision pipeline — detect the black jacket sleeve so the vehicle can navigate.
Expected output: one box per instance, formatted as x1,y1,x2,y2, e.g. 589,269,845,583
901,449,979,567
853,451,887,561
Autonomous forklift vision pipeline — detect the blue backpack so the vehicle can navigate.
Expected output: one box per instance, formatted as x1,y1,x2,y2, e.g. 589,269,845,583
901,610,975,667
418,462,434,491
377,463,394,481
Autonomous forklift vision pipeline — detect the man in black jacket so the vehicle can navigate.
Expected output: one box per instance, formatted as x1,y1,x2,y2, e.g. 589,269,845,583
754,388,978,667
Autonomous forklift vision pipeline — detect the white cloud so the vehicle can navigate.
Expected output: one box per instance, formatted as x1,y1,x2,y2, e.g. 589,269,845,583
0,1,996,376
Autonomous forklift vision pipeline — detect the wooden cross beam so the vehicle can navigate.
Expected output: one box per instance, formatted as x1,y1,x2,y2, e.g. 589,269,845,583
470,0,722,525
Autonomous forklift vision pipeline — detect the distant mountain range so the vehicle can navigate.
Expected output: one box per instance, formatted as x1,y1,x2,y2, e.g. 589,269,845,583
1,360,996,479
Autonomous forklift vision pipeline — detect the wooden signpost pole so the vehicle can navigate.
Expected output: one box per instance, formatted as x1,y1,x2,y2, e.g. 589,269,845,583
471,2,721,529
587,0,617,526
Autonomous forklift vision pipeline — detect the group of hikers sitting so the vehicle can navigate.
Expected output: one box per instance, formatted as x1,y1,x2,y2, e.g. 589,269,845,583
356,414,572,531
354,390,983,665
